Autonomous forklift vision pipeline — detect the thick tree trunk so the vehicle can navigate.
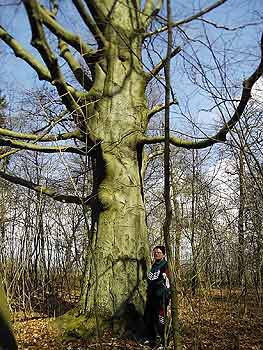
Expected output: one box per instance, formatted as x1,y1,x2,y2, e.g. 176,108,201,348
71,55,150,336
80,144,149,333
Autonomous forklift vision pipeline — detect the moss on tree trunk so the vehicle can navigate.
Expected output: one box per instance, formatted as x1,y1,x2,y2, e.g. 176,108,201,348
59,65,150,338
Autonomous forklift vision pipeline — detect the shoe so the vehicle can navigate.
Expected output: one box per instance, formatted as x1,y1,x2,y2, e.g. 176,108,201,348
142,339,156,348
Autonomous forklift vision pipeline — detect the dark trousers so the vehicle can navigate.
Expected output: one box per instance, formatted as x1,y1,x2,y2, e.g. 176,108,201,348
143,292,167,343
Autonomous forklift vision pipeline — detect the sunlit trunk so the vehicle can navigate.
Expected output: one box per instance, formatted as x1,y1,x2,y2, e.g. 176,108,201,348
79,60,150,334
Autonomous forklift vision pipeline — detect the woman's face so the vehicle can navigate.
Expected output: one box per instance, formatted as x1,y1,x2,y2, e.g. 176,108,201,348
153,248,165,261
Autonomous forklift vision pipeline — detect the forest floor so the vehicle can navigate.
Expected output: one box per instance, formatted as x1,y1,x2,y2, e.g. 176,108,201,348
13,289,263,350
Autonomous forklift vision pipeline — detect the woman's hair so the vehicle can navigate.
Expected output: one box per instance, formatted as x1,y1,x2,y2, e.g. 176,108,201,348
153,245,166,255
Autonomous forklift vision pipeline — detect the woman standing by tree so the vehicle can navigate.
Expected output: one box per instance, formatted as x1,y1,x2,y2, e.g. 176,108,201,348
144,246,170,348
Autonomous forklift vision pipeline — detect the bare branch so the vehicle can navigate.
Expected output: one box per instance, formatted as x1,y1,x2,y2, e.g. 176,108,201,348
0,25,51,82
146,46,181,82
0,127,82,142
0,171,93,205
59,40,93,91
144,0,227,38
141,33,263,149
198,18,262,31
0,25,83,101
84,0,107,29
0,137,85,155
39,4,96,62
72,0,107,46
140,134,223,149
0,112,85,159
23,0,84,113
148,100,177,120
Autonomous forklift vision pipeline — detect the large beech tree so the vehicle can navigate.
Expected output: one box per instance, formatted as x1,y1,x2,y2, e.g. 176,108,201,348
0,0,262,337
